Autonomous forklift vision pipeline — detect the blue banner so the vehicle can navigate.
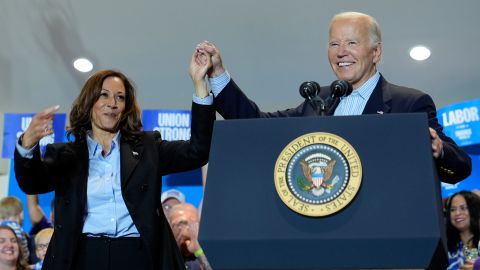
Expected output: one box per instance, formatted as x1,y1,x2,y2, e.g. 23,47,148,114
3,112,64,233
438,99,480,147
142,109,191,140
438,99,480,198
142,109,203,207
2,113,67,158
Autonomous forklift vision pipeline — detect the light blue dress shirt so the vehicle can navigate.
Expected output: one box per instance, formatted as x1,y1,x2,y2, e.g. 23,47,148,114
16,132,139,237
192,93,214,106
81,131,139,237
209,70,231,98
333,72,380,116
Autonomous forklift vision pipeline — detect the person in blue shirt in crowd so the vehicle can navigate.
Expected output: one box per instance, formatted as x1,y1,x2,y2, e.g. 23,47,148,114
13,50,215,270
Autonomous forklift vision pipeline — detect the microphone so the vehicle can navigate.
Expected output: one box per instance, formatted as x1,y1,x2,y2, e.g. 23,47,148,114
299,81,321,99
299,81,323,115
330,80,353,98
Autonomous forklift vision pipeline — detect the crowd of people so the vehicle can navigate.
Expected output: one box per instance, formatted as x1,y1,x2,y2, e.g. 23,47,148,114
0,189,212,270
0,196,53,270
0,10,476,270
2,188,480,270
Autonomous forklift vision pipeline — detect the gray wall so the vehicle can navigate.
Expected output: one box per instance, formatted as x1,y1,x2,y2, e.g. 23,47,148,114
1,0,480,178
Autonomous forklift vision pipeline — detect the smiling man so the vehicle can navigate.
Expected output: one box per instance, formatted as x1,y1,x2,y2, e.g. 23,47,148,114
193,11,471,184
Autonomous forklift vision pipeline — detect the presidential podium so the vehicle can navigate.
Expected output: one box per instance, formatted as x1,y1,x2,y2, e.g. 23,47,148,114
199,113,447,270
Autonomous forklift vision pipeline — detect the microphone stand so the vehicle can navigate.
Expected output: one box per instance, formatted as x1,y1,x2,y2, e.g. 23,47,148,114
323,95,337,116
312,96,327,116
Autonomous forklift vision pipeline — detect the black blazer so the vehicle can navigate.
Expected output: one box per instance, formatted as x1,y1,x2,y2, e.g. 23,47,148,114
213,75,471,183
14,103,215,270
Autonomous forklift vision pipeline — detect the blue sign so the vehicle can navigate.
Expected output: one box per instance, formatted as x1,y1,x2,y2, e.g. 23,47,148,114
438,99,480,198
142,109,192,140
3,113,64,233
438,99,480,147
142,109,203,207
2,113,66,158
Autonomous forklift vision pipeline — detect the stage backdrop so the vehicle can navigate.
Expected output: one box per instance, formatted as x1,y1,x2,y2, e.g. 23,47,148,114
438,99,480,198
3,109,203,233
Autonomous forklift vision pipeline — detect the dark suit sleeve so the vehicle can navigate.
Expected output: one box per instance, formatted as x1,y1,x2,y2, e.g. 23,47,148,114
14,144,57,194
155,102,216,174
411,94,472,183
213,79,310,119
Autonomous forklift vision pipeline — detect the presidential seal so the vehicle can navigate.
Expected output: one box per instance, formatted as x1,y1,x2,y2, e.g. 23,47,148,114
274,132,362,217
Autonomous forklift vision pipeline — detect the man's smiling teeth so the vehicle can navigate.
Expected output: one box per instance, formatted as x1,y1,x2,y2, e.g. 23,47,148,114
339,62,352,67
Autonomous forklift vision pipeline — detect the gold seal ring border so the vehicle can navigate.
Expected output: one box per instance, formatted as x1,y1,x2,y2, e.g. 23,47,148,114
274,132,362,217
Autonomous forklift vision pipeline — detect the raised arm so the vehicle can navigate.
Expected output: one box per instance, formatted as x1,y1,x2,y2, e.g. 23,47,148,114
26,195,46,225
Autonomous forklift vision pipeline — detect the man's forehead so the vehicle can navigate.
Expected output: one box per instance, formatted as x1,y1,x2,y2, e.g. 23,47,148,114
37,235,51,241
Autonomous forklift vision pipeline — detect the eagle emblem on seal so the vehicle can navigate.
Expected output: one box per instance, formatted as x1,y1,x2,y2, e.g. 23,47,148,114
298,153,339,196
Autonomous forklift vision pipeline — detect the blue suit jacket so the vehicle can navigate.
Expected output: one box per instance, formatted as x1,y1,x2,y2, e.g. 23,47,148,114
213,75,471,183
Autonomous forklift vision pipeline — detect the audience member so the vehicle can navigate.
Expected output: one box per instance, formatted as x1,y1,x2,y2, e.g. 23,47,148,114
161,189,186,215
474,257,480,270
460,259,476,270
33,228,53,270
26,195,53,236
167,203,212,270
0,197,29,263
446,190,480,270
0,225,29,270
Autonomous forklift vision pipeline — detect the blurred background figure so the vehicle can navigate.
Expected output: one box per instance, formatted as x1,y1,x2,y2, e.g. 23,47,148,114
0,225,29,270
161,189,186,215
167,203,212,270
446,190,480,270
33,228,53,270
26,195,53,236
0,197,30,263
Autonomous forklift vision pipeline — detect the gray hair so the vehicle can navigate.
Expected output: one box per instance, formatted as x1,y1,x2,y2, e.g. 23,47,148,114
330,11,382,48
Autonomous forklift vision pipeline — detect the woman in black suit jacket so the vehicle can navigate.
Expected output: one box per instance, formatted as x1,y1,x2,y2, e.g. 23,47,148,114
14,51,214,270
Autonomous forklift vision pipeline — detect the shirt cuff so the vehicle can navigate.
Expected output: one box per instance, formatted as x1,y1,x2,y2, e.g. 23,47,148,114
16,137,36,159
208,70,231,97
193,93,213,105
